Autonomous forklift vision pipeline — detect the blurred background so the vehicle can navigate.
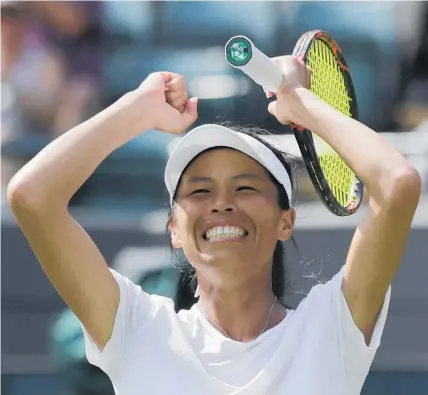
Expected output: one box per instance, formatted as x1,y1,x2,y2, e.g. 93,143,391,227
1,1,427,395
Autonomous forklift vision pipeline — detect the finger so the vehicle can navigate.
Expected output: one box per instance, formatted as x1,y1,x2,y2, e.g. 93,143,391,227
159,71,181,84
297,57,305,66
165,75,188,106
270,55,303,68
165,74,186,91
166,89,187,104
168,96,188,113
290,123,305,132
165,97,198,133
177,104,186,114
270,56,291,67
305,66,312,89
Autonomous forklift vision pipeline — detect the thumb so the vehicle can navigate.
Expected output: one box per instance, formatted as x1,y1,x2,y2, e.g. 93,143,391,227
185,97,198,118
268,100,277,117
163,97,198,133
178,97,199,128
268,100,290,125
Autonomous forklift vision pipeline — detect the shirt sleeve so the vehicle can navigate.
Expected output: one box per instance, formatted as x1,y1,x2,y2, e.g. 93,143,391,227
81,268,168,375
324,266,391,385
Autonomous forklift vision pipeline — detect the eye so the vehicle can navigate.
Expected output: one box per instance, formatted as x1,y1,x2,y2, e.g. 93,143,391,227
191,189,210,195
236,186,257,192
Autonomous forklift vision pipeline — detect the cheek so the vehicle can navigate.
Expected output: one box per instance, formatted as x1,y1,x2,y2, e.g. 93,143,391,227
173,205,199,244
241,196,282,232
248,194,280,218
174,209,203,263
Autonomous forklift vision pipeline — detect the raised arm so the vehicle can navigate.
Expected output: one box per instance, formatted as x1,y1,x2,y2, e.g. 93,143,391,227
7,72,198,350
269,57,421,343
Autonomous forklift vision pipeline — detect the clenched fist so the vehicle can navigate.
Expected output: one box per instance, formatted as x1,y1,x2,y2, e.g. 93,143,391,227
131,72,198,135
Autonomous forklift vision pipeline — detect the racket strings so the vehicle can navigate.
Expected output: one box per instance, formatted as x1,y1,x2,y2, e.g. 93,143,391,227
307,40,357,207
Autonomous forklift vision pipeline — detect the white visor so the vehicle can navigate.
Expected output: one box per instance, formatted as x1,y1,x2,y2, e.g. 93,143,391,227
164,124,293,205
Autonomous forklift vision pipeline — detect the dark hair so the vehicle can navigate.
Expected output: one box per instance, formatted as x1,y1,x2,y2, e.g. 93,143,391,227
166,122,300,304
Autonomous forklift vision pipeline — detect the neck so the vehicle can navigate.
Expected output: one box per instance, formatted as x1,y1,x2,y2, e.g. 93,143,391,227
196,274,285,342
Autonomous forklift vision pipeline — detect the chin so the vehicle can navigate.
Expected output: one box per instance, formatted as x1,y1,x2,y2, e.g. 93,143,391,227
199,248,250,267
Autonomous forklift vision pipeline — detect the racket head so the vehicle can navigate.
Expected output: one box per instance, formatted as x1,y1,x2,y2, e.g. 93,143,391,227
291,30,363,216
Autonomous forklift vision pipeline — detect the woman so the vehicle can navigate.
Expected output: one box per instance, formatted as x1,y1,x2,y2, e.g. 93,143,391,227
8,57,421,394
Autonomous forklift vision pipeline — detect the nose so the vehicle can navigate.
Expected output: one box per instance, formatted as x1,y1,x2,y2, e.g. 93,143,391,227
211,205,234,213
210,192,236,213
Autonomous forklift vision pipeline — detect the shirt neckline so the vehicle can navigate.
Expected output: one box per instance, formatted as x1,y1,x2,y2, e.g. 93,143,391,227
181,305,296,394
191,304,291,345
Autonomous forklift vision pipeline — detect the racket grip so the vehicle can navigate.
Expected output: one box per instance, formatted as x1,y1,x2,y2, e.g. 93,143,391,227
225,36,284,93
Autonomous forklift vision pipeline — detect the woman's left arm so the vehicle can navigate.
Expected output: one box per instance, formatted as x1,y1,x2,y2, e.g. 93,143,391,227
284,87,422,344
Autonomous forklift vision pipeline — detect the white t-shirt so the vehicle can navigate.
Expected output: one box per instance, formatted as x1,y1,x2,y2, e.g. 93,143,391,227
83,267,391,395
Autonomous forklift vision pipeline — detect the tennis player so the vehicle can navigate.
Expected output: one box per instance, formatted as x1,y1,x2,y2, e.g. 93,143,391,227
8,57,421,395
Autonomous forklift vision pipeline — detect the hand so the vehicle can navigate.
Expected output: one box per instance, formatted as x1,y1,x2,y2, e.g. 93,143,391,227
135,72,198,134
266,56,311,125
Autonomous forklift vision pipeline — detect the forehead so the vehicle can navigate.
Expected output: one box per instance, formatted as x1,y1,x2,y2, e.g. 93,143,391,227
182,148,269,178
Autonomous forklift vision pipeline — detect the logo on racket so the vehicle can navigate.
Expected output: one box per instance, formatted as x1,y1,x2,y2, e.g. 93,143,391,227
225,37,253,67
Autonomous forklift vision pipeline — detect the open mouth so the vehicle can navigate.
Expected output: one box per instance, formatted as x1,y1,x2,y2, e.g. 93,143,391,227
202,226,249,242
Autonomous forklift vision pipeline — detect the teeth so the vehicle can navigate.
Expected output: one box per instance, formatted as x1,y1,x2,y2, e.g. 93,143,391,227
205,226,246,241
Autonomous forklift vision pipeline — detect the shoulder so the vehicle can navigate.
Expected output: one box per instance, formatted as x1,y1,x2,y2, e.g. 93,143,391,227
290,266,390,385
83,268,178,372
293,268,343,313
110,268,174,310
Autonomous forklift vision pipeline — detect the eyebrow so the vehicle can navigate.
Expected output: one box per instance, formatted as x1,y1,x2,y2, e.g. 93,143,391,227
186,176,212,184
234,173,263,181
186,173,263,184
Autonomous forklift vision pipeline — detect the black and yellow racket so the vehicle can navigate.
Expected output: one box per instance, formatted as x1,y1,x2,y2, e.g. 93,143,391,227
225,30,363,216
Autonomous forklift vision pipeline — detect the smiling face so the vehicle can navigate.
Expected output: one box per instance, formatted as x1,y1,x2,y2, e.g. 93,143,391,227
170,148,295,283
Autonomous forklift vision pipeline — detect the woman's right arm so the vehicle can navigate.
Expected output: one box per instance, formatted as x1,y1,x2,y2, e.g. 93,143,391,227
7,72,198,350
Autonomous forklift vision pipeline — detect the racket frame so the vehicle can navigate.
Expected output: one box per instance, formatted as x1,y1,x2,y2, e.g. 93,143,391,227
291,30,363,216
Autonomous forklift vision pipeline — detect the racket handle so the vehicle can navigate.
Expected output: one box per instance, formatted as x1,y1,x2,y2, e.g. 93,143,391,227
225,36,284,93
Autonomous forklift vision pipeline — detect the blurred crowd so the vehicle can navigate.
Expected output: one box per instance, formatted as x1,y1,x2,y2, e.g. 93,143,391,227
1,2,102,189
1,2,101,138
2,1,428,196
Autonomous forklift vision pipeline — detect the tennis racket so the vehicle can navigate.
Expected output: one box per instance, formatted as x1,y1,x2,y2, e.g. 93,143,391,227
225,31,363,217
